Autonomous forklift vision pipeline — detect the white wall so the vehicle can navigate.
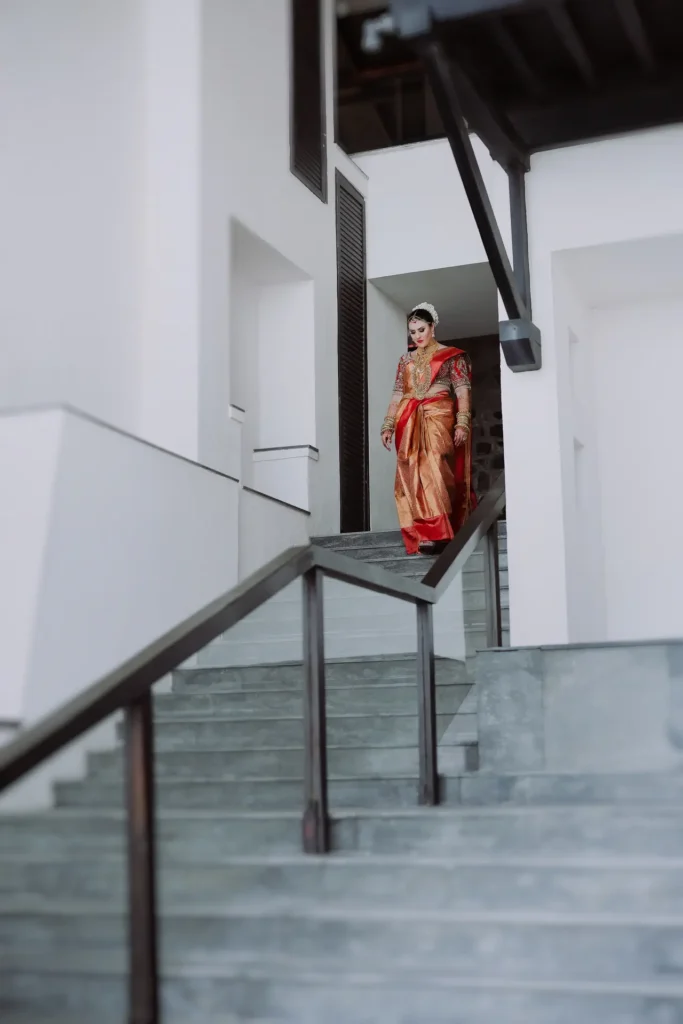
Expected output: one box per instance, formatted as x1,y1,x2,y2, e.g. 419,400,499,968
1,407,238,808
356,126,683,647
1,0,361,536
238,488,310,580
0,0,143,434
549,257,606,643
0,410,64,722
200,0,368,534
138,0,202,459
516,124,683,645
356,138,499,279
592,295,683,641
367,284,406,531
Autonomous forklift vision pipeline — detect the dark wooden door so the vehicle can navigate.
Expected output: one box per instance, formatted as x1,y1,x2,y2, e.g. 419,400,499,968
336,171,369,533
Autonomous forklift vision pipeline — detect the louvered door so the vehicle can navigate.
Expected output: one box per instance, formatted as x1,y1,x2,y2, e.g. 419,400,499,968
290,0,327,201
336,171,369,533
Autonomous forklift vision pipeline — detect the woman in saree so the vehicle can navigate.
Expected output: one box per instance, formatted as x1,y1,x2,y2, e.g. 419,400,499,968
381,303,476,555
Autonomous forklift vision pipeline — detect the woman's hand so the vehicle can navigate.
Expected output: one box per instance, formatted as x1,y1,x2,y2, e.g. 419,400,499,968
454,427,468,448
381,430,393,450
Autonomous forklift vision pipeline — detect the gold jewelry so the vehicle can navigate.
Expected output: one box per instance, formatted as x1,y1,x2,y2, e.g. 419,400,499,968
381,417,395,434
456,411,471,437
410,339,439,399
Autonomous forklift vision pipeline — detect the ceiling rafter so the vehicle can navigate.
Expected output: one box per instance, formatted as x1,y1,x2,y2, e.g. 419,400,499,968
509,68,683,150
546,3,598,89
612,0,655,74
488,16,545,100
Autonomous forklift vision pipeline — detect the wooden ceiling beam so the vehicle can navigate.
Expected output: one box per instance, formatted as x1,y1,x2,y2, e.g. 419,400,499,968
613,0,656,74
489,16,546,99
546,3,597,88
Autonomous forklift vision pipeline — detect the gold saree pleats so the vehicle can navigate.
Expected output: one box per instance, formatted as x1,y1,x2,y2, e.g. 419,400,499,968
394,394,473,555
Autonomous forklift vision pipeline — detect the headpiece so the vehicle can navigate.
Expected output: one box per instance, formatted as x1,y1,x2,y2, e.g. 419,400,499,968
409,301,439,326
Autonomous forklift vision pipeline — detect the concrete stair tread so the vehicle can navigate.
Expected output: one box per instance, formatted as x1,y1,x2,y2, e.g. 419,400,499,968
431,770,683,805
9,896,683,927
161,681,464,695
74,773,436,785
93,742,476,759
6,803,683,822
0,1015,278,1024
165,681,460,694
151,710,474,722
173,657,470,690
4,947,683,999
8,850,683,869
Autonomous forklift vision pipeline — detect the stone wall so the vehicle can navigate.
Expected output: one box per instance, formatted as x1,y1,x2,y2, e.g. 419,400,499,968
449,334,503,500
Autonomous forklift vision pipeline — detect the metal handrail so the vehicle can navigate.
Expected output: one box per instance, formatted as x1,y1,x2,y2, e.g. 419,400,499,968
0,471,505,1024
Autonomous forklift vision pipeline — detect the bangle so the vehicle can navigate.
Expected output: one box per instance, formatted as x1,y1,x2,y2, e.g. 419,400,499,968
456,413,471,428
381,417,395,434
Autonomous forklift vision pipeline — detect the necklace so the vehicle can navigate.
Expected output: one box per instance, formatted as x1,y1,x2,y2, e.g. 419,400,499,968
410,340,439,399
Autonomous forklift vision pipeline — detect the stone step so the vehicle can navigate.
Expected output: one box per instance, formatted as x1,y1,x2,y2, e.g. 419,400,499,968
313,531,406,549
324,538,507,565
214,605,510,640
450,771,683,807
86,742,477,783
313,522,507,550
153,681,470,718
172,657,470,692
351,551,508,576
5,853,683,915
121,711,470,751
4,806,683,860
2,952,683,1023
53,775,457,812
241,586,510,621
0,1017,276,1024
202,627,508,667
8,900,683,986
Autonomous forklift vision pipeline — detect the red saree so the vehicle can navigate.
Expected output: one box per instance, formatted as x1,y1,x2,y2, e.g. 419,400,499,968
393,346,476,555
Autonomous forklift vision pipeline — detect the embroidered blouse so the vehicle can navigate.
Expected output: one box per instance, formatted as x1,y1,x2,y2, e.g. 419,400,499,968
391,350,472,402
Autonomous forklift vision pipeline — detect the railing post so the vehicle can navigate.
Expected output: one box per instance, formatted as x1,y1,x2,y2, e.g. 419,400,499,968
302,567,330,853
483,521,503,648
125,693,160,1024
416,600,438,806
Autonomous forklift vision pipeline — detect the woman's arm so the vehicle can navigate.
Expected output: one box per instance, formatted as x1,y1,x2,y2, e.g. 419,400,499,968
451,354,472,446
381,356,405,448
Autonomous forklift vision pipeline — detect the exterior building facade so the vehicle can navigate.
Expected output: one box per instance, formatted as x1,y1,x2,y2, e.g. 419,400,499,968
2,0,683,768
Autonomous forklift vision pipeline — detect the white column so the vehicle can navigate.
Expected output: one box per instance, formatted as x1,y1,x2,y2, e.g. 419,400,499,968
491,160,571,647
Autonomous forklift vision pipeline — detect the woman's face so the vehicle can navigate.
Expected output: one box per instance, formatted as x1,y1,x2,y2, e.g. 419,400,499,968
408,317,434,348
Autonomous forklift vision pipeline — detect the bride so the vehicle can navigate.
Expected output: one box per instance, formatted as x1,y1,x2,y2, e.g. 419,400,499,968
381,302,477,555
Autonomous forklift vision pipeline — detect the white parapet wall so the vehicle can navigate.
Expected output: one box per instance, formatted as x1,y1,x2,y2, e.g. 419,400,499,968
477,641,683,775
238,486,311,581
0,406,240,810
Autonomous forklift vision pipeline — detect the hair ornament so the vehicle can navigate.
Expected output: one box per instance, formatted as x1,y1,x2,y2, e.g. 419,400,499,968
410,301,439,325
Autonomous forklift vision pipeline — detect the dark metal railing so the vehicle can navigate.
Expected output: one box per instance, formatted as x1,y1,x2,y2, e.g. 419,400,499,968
0,472,505,1024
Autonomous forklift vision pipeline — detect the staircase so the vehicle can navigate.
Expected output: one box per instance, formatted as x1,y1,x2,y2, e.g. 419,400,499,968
202,523,509,668
313,521,510,659
3,527,683,1020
